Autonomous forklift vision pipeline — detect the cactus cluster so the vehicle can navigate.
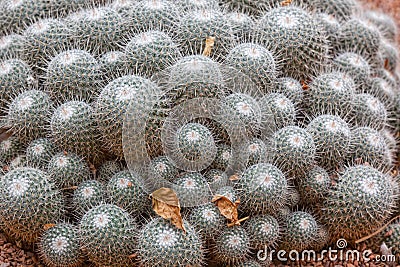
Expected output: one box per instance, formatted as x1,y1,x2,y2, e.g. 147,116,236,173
0,0,399,266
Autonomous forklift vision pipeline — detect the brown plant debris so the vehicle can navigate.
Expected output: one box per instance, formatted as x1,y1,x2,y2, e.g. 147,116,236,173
150,187,186,233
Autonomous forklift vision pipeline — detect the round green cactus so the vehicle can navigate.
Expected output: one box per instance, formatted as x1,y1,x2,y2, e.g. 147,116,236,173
274,77,304,105
0,136,24,164
0,34,27,60
99,51,128,81
236,163,289,215
65,7,126,55
270,126,316,175
147,156,179,183
245,214,280,250
351,93,388,130
239,138,267,167
130,0,181,32
188,202,225,240
258,5,329,80
26,138,56,169
47,152,91,188
204,168,229,190
0,58,35,111
224,43,276,89
0,167,64,243
50,101,103,162
332,52,371,84
72,180,105,217
226,12,254,40
212,144,232,171
306,114,351,169
213,226,251,265
176,9,234,59
305,71,356,117
44,49,102,102
124,30,181,77
106,170,147,215
6,89,53,143
79,204,137,266
348,127,391,169
172,172,210,206
137,217,205,267
96,160,124,184
320,165,397,242
364,10,398,42
216,185,239,202
298,166,331,204
280,211,320,252
260,93,296,133
38,223,84,267
96,75,160,158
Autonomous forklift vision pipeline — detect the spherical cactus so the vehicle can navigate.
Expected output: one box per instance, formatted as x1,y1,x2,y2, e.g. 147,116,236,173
286,188,300,208
348,127,391,168
335,18,381,61
298,166,331,204
305,71,356,117
96,160,124,184
260,93,296,133
124,30,181,77
221,0,272,17
306,114,351,169
212,144,232,171
166,55,225,104
270,126,316,175
137,217,205,267
5,89,53,143
147,156,179,183
188,202,225,240
172,172,210,206
26,138,56,169
176,9,234,59
223,93,262,133
65,7,126,55
44,49,102,102
0,0,48,35
130,0,180,31
274,77,304,105
204,168,229,190
106,170,147,215
239,138,267,167
245,214,280,250
99,51,128,81
0,58,35,111
0,167,64,243
177,0,219,11
0,136,24,163
0,34,27,60
216,185,239,202
380,221,400,256
258,6,328,80
307,0,357,22
22,18,68,68
364,10,398,42
50,101,103,162
332,52,371,84
314,13,340,45
362,77,396,108
379,40,398,73
38,223,84,267
224,43,276,89
280,211,320,251
47,152,91,188
320,165,397,242
226,12,254,40
213,226,251,265
351,93,388,130
175,122,217,163
79,204,136,266
72,180,105,217
95,75,160,158
236,163,289,215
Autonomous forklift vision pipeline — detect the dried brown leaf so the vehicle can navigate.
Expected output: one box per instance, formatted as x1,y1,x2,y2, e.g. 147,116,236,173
150,187,186,233
212,195,247,226
229,174,239,181
202,36,215,57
